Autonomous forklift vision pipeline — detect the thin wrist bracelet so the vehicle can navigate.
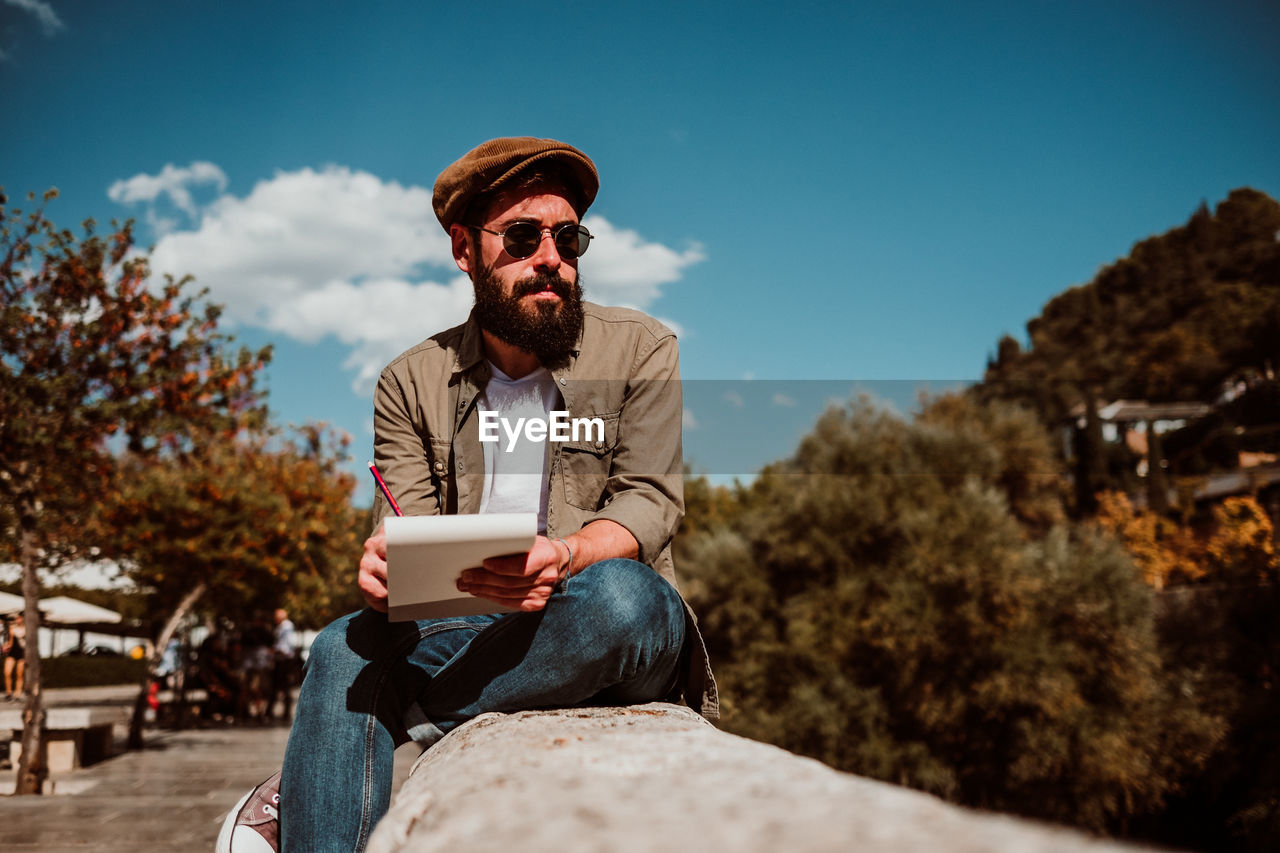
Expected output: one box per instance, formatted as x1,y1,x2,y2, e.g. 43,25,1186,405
554,537,574,584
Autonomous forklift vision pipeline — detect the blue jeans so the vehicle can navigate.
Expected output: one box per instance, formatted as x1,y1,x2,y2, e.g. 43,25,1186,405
278,558,686,852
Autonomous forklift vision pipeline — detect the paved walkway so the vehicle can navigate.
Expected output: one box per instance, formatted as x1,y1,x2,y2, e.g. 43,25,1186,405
0,686,416,851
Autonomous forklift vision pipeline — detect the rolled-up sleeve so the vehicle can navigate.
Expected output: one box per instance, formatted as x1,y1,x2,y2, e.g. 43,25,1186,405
372,366,442,530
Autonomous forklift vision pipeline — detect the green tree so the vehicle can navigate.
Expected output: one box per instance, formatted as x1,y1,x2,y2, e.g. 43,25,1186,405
679,398,1218,835
914,392,1067,532
0,191,267,793
981,188,1280,492
97,424,364,744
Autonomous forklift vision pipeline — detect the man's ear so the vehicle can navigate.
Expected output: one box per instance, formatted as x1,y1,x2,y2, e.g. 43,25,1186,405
450,224,475,275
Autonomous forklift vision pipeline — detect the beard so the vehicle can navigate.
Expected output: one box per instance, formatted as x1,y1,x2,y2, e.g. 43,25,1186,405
472,263,584,368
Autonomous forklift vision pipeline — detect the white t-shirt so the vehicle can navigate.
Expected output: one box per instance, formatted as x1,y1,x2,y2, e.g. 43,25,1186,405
477,363,560,532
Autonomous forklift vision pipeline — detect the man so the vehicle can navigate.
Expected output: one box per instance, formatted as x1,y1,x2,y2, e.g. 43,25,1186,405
269,608,299,721
218,137,716,853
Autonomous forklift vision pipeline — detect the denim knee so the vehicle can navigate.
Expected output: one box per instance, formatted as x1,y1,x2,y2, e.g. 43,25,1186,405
298,612,357,686
571,558,685,647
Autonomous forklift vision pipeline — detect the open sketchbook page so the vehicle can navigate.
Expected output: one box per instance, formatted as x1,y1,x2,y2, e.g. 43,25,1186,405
384,513,537,621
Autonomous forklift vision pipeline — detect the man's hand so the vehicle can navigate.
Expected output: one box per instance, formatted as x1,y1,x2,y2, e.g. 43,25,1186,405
456,535,569,612
360,520,633,614
358,521,390,612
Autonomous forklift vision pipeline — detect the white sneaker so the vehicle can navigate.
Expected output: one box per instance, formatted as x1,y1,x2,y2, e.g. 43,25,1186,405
216,770,281,852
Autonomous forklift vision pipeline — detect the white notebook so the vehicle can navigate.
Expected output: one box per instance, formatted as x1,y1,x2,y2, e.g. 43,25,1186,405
384,513,537,621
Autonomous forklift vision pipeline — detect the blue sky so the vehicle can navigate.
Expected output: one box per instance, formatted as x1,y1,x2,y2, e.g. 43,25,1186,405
3,0,1278,500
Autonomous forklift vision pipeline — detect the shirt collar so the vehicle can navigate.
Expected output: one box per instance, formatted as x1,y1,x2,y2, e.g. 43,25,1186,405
453,309,488,375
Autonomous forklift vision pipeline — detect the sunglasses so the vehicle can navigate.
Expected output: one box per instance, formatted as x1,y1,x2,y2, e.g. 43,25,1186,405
470,222,593,260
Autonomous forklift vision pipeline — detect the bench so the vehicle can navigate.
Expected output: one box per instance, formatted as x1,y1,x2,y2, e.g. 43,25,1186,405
1,706,118,773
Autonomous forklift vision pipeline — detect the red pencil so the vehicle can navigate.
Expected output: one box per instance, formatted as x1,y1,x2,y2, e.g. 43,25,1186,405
367,461,404,517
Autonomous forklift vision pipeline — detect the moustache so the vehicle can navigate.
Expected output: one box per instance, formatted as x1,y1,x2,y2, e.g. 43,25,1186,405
513,272,575,300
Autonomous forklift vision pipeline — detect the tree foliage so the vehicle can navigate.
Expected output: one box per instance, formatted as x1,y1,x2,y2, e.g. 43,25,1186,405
1094,491,1203,589
913,393,1068,533
0,190,269,572
1142,497,1280,850
675,188,1280,848
982,188,1280,422
96,424,365,630
678,396,1219,834
972,185,1280,847
0,190,268,792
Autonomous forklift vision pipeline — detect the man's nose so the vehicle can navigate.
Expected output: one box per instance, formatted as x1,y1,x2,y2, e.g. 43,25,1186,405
529,230,562,270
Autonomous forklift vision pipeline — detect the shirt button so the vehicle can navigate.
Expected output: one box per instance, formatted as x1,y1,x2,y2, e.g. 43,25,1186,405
593,439,605,450
433,461,446,474
559,378,566,386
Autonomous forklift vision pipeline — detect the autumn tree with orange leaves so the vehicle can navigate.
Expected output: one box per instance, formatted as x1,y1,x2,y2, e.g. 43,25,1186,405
97,423,365,746
0,190,268,794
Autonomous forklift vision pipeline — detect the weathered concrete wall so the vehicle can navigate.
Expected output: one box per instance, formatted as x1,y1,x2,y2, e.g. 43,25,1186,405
368,703,1164,853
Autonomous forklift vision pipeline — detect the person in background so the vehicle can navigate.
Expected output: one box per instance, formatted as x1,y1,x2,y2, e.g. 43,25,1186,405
3,613,25,700
239,614,275,724
156,637,181,688
196,628,241,722
270,608,299,722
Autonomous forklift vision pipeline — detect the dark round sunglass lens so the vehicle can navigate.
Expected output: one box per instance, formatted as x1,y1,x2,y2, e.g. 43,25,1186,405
500,223,540,259
555,226,589,259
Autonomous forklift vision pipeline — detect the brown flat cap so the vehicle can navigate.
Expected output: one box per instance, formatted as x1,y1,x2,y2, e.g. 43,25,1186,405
432,137,599,231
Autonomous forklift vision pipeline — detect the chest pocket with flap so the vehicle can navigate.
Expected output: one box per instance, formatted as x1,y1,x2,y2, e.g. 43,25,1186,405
557,412,619,510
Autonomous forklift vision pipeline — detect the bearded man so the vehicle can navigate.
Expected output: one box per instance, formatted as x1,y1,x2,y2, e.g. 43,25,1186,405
218,137,717,853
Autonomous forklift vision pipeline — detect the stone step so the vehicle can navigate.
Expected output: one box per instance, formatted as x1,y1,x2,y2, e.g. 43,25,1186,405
0,723,418,849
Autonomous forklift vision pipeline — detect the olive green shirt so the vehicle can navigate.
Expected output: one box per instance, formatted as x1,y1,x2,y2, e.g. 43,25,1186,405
371,302,718,721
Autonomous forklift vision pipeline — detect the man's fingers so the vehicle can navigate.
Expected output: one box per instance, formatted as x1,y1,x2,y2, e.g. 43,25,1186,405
367,522,387,556
459,569,527,590
457,577,555,607
459,567,558,590
474,588,551,606
359,572,389,612
478,589,554,611
359,537,389,611
468,594,548,612
481,552,532,576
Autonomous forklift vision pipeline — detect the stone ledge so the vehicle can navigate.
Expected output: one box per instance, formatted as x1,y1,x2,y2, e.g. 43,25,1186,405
368,703,1164,853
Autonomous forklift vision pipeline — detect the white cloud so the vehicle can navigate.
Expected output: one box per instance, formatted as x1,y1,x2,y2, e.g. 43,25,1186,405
723,390,745,409
682,408,699,430
578,215,704,307
108,161,227,217
286,274,477,392
147,165,452,318
4,0,64,36
121,163,703,393
772,393,797,408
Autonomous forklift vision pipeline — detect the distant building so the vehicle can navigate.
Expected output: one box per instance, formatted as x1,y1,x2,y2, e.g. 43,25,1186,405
1064,398,1280,524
